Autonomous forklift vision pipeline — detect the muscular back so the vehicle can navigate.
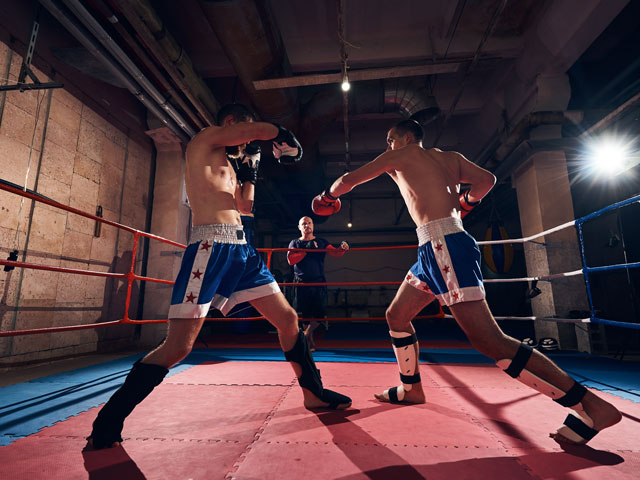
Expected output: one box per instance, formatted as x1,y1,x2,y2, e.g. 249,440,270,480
184,127,242,226
389,146,462,225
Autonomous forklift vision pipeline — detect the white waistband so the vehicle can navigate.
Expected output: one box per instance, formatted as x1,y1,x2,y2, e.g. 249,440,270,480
190,224,246,244
416,217,464,246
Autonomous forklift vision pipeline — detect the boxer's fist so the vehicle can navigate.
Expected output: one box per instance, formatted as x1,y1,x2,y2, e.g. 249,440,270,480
271,124,302,165
459,189,480,219
312,191,341,216
237,142,261,184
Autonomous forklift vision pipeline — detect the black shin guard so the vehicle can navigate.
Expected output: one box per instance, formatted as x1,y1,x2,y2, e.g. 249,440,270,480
284,330,351,409
89,360,168,449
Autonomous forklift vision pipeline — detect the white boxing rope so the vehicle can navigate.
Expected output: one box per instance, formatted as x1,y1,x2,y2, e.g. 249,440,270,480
443,314,591,324
482,269,584,283
477,219,576,246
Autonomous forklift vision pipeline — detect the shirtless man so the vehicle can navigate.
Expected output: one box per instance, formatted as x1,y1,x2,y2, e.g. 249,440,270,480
312,119,621,445
87,104,351,450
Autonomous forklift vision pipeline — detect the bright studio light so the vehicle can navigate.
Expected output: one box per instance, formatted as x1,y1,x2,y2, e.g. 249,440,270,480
341,80,351,92
347,222,353,228
588,139,629,176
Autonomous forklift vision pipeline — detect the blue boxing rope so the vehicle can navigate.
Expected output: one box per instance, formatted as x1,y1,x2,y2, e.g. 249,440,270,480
475,193,640,330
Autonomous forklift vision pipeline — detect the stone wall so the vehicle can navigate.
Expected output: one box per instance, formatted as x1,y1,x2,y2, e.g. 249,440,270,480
0,40,154,365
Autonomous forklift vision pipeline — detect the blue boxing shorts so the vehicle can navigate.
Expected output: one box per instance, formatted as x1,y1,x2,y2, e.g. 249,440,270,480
168,224,280,319
405,216,485,306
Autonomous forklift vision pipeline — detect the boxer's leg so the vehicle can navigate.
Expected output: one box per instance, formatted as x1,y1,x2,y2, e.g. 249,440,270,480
252,292,351,410
375,280,436,404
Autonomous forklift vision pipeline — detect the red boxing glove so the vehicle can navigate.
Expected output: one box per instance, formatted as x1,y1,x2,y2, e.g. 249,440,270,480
311,191,341,216
459,190,480,219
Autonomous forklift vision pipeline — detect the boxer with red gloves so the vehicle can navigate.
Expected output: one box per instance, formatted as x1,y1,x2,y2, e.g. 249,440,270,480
311,191,341,216
312,118,620,445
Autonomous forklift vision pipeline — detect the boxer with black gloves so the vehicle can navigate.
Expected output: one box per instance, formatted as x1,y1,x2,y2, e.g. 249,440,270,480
87,104,349,450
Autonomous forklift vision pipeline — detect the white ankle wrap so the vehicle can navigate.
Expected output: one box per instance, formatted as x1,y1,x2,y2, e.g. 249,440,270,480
390,330,421,391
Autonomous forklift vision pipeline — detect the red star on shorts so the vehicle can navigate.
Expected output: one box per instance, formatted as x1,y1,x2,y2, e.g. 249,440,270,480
422,285,430,292
453,292,459,300
406,274,412,281
200,241,211,251
192,269,202,279
186,292,196,303
435,243,443,251
443,265,450,274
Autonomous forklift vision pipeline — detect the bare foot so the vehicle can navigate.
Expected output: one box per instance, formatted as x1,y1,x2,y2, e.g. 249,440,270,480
374,385,426,404
86,437,121,449
550,391,622,445
301,387,352,410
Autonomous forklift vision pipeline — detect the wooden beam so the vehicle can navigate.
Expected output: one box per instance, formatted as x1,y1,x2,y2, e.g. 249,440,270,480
253,62,462,90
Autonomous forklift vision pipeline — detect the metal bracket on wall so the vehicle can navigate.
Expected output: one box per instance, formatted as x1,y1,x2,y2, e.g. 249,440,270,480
0,5,63,92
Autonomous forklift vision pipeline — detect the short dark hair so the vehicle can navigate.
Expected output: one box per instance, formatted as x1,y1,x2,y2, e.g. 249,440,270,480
394,119,424,143
216,103,256,125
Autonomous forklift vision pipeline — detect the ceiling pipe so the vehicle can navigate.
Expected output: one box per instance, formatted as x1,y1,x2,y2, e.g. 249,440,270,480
112,0,219,126
90,0,205,130
60,0,196,137
38,0,190,143
199,0,299,127
433,0,508,146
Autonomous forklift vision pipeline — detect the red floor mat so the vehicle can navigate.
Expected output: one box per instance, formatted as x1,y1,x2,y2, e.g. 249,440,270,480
1,361,638,480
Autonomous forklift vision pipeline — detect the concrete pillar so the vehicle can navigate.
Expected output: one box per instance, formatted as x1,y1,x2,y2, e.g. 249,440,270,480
139,127,189,347
511,73,591,352
512,148,591,351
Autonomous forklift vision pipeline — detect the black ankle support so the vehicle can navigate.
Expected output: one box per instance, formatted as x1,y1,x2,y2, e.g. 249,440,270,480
89,360,168,449
284,330,323,398
555,381,587,407
284,330,352,409
503,342,534,378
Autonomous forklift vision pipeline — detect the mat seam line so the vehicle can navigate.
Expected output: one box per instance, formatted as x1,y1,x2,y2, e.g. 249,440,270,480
224,377,296,479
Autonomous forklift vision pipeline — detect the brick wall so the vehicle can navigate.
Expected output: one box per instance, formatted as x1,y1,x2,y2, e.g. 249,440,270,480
0,40,155,365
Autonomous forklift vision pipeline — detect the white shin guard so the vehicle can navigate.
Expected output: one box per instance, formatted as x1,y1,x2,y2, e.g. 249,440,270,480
383,331,421,403
497,342,598,442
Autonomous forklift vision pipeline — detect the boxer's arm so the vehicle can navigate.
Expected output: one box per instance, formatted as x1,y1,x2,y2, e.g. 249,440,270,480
328,151,398,197
457,153,496,203
235,181,254,215
193,123,279,148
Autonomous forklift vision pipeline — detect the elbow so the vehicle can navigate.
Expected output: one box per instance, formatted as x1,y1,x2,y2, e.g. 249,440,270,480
256,123,278,140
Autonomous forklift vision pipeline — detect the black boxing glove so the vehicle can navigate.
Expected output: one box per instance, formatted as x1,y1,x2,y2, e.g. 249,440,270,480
271,124,302,165
236,142,261,184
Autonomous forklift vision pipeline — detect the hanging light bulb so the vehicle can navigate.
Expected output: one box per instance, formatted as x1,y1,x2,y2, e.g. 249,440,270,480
341,71,350,92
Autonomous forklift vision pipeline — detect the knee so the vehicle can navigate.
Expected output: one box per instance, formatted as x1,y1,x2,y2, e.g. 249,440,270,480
386,305,408,331
279,306,300,333
168,345,193,366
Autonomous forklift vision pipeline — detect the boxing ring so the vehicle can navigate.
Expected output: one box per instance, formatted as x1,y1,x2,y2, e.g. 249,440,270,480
2,179,640,334
1,181,640,479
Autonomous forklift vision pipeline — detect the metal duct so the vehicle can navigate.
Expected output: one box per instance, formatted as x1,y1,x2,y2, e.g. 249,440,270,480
38,0,190,143
199,0,298,127
383,79,440,125
299,80,441,149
